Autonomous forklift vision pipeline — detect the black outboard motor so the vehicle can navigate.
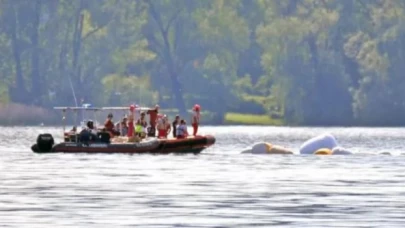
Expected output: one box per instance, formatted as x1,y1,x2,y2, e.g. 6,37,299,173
35,133,54,152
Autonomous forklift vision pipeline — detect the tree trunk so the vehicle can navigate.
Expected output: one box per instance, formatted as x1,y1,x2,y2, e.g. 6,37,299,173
74,13,84,102
72,3,83,72
9,4,27,104
30,0,42,105
307,34,322,124
70,0,84,106
146,0,187,114
163,37,187,115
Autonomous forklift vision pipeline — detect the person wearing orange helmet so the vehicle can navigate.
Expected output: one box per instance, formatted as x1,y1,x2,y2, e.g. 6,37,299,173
191,104,200,136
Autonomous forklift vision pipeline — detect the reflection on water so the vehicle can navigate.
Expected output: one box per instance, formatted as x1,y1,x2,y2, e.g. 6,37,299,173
1,126,405,227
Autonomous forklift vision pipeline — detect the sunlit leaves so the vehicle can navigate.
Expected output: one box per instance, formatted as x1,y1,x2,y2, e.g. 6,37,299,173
194,0,250,93
81,10,107,39
195,0,249,51
112,39,156,74
101,74,157,105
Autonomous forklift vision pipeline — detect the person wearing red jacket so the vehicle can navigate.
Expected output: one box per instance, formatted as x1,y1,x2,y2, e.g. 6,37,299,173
191,104,200,136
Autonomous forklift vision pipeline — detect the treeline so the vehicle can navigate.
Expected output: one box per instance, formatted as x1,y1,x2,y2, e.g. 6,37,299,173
0,0,405,126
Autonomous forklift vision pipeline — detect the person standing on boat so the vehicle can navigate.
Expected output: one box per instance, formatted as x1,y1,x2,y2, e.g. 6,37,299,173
116,115,128,136
136,112,148,137
135,119,147,138
191,104,200,136
176,119,189,139
164,115,171,138
127,115,135,137
127,105,135,137
157,115,168,138
80,120,98,142
147,104,159,137
104,113,118,137
139,112,148,128
156,113,164,127
172,115,180,138
157,115,172,138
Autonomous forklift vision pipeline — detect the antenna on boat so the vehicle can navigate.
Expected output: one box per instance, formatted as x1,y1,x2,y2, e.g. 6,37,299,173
139,85,142,107
62,109,66,136
81,103,92,129
67,73,78,107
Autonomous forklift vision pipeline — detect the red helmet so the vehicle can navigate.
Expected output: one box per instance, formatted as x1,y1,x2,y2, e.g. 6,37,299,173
129,105,135,112
194,104,201,111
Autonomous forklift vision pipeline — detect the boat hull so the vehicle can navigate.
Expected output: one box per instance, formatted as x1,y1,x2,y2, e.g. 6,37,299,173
31,135,215,154
153,135,215,154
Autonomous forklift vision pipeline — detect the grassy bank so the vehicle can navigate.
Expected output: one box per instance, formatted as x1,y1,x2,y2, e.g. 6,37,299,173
154,110,284,126
224,112,284,126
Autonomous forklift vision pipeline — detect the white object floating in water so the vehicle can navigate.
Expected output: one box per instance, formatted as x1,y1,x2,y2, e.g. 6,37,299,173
251,142,271,154
331,146,353,155
243,142,293,155
299,133,338,155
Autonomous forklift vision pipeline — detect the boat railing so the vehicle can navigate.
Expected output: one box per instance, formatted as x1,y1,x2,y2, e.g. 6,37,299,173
53,105,154,139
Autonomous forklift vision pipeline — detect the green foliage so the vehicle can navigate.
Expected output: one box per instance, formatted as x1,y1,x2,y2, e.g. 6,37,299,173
233,74,253,94
101,74,158,106
227,94,267,115
1,0,405,125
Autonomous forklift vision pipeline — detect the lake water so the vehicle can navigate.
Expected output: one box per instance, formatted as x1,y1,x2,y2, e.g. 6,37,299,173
1,126,405,227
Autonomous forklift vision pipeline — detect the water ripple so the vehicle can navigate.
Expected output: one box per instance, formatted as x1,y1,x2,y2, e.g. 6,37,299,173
1,126,405,227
